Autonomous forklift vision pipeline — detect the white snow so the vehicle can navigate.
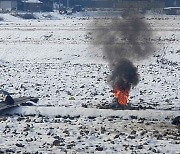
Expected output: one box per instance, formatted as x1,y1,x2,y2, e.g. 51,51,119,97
22,0,42,3
0,12,179,153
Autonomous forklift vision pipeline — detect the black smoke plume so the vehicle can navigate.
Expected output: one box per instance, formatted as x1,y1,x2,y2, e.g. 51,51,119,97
110,59,139,91
93,10,154,90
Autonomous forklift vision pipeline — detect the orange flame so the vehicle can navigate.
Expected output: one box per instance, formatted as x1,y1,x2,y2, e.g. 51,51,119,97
114,85,129,106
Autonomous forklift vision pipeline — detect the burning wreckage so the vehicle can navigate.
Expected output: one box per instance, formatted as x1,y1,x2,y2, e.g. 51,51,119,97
93,12,154,109
112,59,139,107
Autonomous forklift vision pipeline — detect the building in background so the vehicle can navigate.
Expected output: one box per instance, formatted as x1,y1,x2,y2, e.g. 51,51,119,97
0,0,19,11
20,0,43,12
57,0,114,8
0,0,53,12
1,0,180,13
57,0,166,9
40,0,53,11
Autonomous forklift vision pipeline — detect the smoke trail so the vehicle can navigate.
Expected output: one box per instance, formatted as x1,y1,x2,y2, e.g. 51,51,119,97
93,10,154,90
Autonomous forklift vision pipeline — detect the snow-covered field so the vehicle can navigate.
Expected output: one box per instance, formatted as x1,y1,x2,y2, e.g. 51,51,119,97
0,12,179,153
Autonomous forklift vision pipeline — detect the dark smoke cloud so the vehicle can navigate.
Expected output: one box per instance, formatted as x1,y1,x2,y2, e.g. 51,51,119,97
93,11,154,90
110,59,139,91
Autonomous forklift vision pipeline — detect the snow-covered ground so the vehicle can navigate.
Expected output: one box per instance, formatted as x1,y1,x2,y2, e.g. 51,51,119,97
0,12,179,153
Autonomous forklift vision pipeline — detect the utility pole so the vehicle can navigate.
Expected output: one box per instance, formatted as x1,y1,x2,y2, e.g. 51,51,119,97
67,0,69,8
174,0,177,7
59,0,61,10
